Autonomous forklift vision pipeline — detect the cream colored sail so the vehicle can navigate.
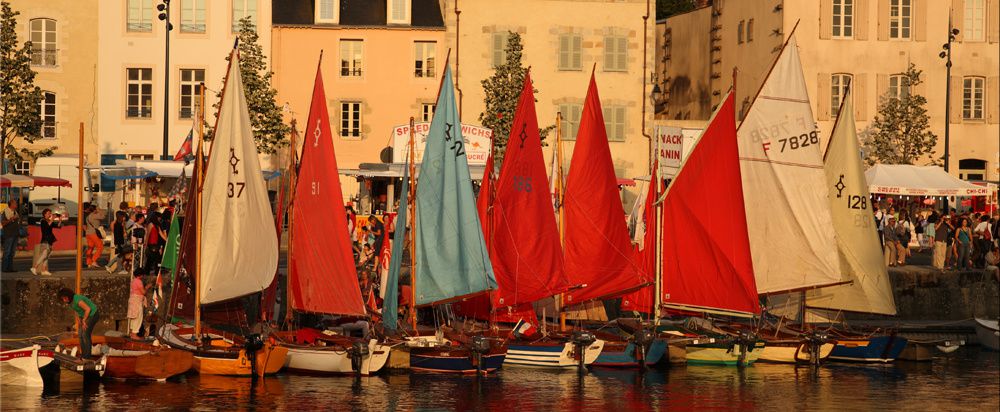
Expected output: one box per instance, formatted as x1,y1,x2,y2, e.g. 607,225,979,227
199,53,279,304
737,34,842,294
806,88,896,315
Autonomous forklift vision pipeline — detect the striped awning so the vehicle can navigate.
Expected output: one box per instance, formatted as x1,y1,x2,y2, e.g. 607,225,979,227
0,174,72,188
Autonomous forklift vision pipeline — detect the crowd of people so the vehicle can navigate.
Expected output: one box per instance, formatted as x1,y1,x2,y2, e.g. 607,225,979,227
874,202,998,276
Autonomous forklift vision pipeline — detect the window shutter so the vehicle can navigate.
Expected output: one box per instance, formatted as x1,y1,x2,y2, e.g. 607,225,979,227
989,0,999,43
913,0,927,41
618,38,628,70
573,36,582,69
559,36,569,69
950,77,964,123
854,73,868,121
856,0,870,40
818,73,832,121
820,0,833,39
876,73,888,101
988,76,999,124
877,0,890,40
952,0,965,42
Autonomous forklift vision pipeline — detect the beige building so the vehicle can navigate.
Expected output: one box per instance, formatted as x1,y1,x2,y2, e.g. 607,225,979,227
8,0,99,172
658,0,1000,182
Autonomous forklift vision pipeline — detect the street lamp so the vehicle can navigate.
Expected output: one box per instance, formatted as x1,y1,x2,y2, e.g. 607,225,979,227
939,18,959,211
157,0,173,160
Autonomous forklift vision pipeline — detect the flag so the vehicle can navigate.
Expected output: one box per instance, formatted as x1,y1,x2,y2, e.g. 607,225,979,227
378,238,392,299
173,129,194,161
511,318,537,338
160,215,182,279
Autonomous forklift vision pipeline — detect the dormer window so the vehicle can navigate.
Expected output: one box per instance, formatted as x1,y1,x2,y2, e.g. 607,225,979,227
387,0,410,25
316,0,339,24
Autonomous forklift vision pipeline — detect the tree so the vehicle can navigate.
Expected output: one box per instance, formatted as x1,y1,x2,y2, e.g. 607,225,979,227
0,1,43,173
861,64,938,166
656,0,697,19
479,32,553,168
213,17,289,155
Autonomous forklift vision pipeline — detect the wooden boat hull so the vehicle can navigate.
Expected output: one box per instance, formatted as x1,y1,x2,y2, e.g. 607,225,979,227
591,339,667,368
408,346,506,373
756,341,834,364
504,340,605,368
828,335,908,363
1,345,55,387
685,341,765,366
59,336,194,381
284,340,391,375
974,318,999,351
193,343,288,376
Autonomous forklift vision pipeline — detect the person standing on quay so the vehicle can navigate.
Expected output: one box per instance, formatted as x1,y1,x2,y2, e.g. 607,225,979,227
59,287,99,358
883,216,899,267
1,199,22,272
128,271,152,339
85,204,107,268
973,215,993,268
933,215,952,269
31,208,59,276
955,218,973,270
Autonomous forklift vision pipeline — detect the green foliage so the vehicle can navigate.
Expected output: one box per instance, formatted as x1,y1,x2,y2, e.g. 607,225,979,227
0,1,43,171
479,32,553,168
213,17,289,155
656,0,697,19
861,64,938,166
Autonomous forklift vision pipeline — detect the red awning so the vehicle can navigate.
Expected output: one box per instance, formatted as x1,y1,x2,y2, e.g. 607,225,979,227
0,174,72,188
616,178,636,187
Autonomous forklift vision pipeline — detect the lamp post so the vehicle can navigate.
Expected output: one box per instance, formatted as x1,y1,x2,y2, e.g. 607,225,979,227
938,17,959,211
157,0,173,160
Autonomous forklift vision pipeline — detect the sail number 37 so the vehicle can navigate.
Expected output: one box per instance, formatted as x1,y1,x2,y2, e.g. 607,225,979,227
227,182,246,198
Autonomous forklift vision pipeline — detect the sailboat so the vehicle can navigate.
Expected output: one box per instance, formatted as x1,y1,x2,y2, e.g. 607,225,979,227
272,56,391,375
159,47,288,376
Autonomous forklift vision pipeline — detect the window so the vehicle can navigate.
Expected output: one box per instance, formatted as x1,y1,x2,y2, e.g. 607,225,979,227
603,105,626,142
179,0,206,33
958,159,987,180
179,69,205,119
421,103,435,122
12,160,30,175
127,0,153,32
559,104,582,140
889,0,911,39
558,33,582,71
738,20,745,44
39,91,56,139
388,0,409,24
747,19,754,42
127,154,155,161
316,0,338,24
340,102,362,139
29,18,56,67
414,41,436,78
340,40,363,77
888,74,910,99
831,73,853,117
126,68,153,118
604,36,627,72
232,0,257,32
832,0,853,38
964,0,986,41
962,76,985,120
491,32,510,67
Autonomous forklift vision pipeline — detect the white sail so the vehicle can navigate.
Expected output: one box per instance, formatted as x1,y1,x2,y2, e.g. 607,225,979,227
199,53,279,304
737,34,842,294
807,89,896,315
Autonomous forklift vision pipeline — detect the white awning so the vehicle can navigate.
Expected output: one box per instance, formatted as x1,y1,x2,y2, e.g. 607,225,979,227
115,160,193,177
865,164,992,197
341,163,485,181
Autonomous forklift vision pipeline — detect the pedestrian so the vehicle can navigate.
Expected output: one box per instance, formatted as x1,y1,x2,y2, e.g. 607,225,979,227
144,214,165,274
58,287,99,359
898,210,913,265
985,244,1000,280
31,208,59,276
128,271,152,339
955,218,973,270
131,213,147,271
932,215,952,269
370,214,385,255
2,199,22,272
883,216,900,267
106,211,132,275
85,205,107,268
873,204,886,248
973,215,993,268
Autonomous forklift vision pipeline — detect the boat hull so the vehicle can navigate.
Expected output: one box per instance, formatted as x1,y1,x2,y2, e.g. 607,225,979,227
1,345,55,387
685,341,765,366
504,340,605,368
284,340,391,375
974,318,999,351
60,337,194,381
592,340,667,368
756,341,834,364
828,335,908,363
408,347,506,373
192,342,288,376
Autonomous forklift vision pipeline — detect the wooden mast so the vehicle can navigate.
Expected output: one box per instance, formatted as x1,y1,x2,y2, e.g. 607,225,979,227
284,118,299,327
407,116,417,330
75,122,84,294
555,112,567,332
194,82,205,341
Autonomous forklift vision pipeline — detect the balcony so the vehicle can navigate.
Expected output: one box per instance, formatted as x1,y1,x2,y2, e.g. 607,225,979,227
126,107,153,118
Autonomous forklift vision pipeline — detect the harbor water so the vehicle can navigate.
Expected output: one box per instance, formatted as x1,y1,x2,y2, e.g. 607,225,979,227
2,348,997,411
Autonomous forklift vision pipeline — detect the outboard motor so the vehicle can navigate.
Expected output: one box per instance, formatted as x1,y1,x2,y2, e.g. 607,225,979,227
803,330,830,366
570,331,597,373
244,333,265,378
735,330,757,367
470,336,492,375
348,340,370,375
632,327,656,370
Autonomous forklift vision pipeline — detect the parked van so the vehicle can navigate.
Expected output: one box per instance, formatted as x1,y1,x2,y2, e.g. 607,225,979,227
28,155,97,223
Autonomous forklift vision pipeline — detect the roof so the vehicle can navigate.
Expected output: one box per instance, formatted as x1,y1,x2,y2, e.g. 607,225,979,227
273,0,444,27
865,164,993,197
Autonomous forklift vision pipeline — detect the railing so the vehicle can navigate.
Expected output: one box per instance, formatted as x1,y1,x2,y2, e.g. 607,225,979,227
126,108,153,118
30,49,57,67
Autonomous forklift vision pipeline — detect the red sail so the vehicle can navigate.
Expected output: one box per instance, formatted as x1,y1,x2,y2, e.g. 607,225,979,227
621,176,658,314
563,74,647,306
289,66,366,316
660,93,759,316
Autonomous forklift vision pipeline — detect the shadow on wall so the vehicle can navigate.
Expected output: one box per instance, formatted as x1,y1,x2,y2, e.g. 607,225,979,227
667,76,713,120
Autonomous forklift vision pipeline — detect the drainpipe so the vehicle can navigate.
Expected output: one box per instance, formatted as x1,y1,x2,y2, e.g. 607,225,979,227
642,0,652,161
454,0,463,118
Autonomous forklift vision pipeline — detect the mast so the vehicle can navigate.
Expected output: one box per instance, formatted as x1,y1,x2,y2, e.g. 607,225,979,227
75,122,84,294
194,82,205,341
408,116,417,330
284,118,298,326
555,112,566,332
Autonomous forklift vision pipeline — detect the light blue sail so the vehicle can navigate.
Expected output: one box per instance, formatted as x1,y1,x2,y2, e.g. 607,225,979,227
383,165,408,331
414,66,497,305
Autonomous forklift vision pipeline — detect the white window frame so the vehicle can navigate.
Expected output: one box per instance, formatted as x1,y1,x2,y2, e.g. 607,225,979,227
889,0,911,39
491,32,510,68
13,160,30,175
340,102,362,139
421,103,436,122
29,18,57,67
39,91,56,139
340,40,364,77
414,41,436,78
387,0,411,25
179,0,206,33
958,159,987,180
603,105,626,142
231,0,257,33
832,0,854,38
316,0,339,24
126,68,153,119
888,74,910,99
179,69,204,119
964,0,986,41
962,76,985,120
603,35,627,72
127,0,153,32
558,33,582,71
831,73,853,117
559,104,582,140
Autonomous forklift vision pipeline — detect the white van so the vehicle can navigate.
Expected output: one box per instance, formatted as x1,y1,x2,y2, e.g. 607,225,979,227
28,155,97,223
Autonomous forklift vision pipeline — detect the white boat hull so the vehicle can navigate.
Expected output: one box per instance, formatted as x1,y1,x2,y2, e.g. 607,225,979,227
757,342,834,363
686,342,765,366
974,318,999,351
284,340,391,375
1,345,55,387
504,340,605,368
